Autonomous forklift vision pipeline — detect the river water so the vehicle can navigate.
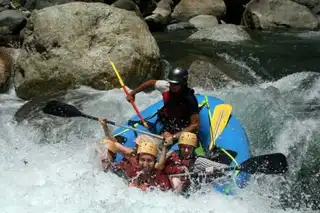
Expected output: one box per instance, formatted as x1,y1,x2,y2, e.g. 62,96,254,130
0,30,319,213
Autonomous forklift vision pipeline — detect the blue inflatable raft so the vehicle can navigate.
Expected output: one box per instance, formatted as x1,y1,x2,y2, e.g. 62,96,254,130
112,94,251,195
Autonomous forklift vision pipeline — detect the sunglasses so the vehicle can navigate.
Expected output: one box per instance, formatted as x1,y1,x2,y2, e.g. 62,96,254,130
169,82,181,86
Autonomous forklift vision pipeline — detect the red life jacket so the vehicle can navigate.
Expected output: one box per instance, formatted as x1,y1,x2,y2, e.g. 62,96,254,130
116,155,140,179
164,152,195,189
116,155,171,192
164,151,194,175
128,169,172,192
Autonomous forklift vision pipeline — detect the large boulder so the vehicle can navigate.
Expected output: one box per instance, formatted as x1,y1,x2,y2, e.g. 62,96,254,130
189,15,219,28
14,2,160,100
144,0,177,31
166,21,194,31
23,0,75,10
313,4,320,15
0,10,27,34
111,0,141,16
188,59,234,89
172,0,226,21
293,0,320,9
242,0,319,30
0,0,11,12
187,24,250,42
0,47,12,93
0,9,27,47
23,0,105,11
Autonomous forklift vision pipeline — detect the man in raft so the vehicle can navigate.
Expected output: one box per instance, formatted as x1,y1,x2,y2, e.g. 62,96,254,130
126,67,200,146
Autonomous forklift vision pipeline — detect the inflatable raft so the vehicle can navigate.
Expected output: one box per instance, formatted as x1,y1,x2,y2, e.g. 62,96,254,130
112,94,251,195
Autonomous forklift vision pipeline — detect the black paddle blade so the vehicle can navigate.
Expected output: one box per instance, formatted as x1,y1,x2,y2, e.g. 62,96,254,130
42,100,84,118
240,153,288,174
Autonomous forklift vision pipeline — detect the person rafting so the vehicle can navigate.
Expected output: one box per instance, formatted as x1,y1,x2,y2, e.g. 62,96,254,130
126,67,200,146
127,141,172,191
157,132,198,193
98,119,171,192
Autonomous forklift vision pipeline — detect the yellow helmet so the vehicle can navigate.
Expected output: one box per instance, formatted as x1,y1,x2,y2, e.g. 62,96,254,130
137,141,158,157
178,132,197,147
135,134,156,146
101,139,117,154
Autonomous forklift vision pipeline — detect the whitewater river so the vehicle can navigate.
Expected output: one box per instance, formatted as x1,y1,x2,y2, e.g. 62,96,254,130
1,30,319,213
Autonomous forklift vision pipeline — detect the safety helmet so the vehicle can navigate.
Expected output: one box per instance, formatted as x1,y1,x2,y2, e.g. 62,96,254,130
137,141,158,157
101,139,117,154
135,134,156,146
167,67,189,84
178,132,197,147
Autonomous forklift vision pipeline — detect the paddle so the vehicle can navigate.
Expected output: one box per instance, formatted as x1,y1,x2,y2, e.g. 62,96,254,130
107,56,149,129
208,104,233,150
42,100,163,140
169,152,288,177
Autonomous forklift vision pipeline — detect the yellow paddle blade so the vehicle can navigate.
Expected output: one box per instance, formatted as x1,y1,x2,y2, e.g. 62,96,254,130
209,104,232,150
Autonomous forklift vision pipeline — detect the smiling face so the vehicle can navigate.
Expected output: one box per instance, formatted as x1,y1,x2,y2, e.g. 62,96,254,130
138,153,156,174
179,144,194,160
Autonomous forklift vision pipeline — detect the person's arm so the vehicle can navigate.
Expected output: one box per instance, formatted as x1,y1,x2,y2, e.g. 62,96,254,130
114,143,134,156
99,119,134,155
155,145,168,169
173,114,200,139
99,119,117,141
127,80,157,102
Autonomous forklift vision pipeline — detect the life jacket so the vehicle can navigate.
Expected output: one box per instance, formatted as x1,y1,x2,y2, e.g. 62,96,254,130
158,87,197,134
128,169,172,192
115,155,140,179
164,151,195,191
164,151,195,175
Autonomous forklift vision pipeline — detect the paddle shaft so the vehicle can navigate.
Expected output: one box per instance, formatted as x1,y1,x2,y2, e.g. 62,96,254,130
105,120,163,140
107,57,149,128
81,112,162,139
42,100,163,140
169,167,234,178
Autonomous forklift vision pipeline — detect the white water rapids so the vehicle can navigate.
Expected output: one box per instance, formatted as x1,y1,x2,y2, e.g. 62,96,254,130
0,72,319,213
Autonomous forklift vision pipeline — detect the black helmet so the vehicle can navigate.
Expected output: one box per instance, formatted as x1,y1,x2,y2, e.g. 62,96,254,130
167,67,188,84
